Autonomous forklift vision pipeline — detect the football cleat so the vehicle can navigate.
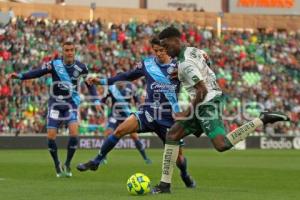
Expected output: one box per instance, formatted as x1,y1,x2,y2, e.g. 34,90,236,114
259,111,290,125
151,182,171,194
76,160,99,172
55,164,65,178
145,158,152,164
63,165,72,177
99,158,108,165
181,174,196,188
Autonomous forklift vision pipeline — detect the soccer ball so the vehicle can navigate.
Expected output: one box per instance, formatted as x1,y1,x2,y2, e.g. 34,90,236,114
126,173,151,195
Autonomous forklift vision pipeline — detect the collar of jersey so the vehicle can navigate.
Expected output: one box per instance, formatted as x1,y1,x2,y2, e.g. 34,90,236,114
154,57,172,67
62,59,75,68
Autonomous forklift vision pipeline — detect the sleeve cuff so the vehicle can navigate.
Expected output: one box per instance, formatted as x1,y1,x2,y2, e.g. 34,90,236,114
17,73,23,79
99,78,107,85
94,100,101,105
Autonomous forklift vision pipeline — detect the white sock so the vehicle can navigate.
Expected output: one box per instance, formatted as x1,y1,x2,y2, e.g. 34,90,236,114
161,144,179,184
226,118,263,145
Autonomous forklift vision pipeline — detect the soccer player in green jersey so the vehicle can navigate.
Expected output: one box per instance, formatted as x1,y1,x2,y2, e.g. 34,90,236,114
152,27,290,193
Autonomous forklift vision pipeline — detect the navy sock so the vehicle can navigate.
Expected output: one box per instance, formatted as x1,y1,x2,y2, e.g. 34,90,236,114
176,157,188,177
65,137,78,167
47,139,60,167
134,139,148,160
93,134,120,165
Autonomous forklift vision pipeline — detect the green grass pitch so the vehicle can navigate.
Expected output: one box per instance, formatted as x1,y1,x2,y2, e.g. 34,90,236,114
0,149,299,200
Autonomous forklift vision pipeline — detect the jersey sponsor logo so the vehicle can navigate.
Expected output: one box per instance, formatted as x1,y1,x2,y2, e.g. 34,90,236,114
184,65,194,74
149,66,157,72
167,66,175,74
74,64,83,72
145,111,154,122
73,70,80,78
192,75,200,83
58,69,65,74
189,48,197,58
144,60,152,67
109,117,117,124
58,82,74,91
170,63,176,67
150,82,177,91
49,109,60,119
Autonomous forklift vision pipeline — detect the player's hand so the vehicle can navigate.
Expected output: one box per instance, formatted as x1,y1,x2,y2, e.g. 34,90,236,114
7,72,20,80
95,105,104,115
86,77,100,85
173,110,190,121
170,69,178,79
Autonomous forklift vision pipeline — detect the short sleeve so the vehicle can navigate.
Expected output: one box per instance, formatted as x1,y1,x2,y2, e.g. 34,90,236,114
180,61,203,86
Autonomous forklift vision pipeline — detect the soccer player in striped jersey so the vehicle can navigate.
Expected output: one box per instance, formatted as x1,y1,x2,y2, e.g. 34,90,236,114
77,38,196,188
8,41,100,178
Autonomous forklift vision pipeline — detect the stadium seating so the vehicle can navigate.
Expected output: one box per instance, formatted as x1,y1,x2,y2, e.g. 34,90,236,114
0,17,299,135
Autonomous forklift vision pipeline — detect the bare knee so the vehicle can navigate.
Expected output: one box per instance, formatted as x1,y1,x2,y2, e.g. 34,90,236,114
166,131,178,141
47,129,57,140
166,124,185,141
114,126,128,138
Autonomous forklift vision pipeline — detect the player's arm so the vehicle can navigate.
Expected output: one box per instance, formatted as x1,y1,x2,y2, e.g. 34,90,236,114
81,64,103,114
86,62,144,85
85,83,101,104
130,84,140,107
190,81,207,112
175,61,207,119
8,62,52,80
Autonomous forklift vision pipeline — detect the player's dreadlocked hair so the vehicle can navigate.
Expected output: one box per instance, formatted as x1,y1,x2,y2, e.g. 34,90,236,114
158,26,181,40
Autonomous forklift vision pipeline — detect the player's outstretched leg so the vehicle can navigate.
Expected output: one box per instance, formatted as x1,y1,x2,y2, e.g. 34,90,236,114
223,111,290,149
131,133,152,164
77,115,139,172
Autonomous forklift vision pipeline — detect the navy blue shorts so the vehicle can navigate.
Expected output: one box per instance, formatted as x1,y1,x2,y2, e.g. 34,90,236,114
106,117,124,130
47,103,78,129
133,109,184,146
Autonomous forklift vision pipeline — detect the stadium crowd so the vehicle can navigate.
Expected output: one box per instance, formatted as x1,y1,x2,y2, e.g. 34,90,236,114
0,17,299,135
